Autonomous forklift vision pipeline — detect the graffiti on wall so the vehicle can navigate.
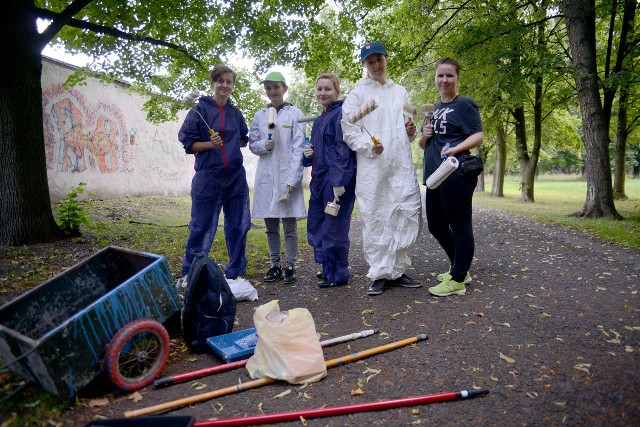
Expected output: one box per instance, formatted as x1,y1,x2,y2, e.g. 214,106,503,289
42,85,134,173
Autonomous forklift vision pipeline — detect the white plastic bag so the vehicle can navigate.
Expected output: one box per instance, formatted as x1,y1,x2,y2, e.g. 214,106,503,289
246,300,326,384
226,277,259,301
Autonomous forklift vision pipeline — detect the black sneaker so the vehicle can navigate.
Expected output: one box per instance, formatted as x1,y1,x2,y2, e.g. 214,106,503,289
389,274,421,288
367,279,388,296
318,279,348,288
283,266,296,284
263,265,282,282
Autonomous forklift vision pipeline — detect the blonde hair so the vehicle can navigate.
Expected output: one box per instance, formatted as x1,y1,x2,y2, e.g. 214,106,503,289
315,73,341,97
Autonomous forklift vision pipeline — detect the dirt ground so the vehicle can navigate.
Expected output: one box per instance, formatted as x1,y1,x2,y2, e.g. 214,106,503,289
4,205,640,426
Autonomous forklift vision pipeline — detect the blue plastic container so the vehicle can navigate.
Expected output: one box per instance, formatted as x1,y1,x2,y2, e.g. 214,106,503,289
206,328,258,362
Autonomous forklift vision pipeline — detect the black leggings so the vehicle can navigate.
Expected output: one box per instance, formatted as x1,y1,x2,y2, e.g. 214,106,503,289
425,170,477,283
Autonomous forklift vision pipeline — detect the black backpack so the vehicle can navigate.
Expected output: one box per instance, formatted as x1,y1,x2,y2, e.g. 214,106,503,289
182,253,237,353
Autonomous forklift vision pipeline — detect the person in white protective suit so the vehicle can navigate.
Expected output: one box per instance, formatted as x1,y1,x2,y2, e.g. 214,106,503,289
249,71,307,284
341,42,423,296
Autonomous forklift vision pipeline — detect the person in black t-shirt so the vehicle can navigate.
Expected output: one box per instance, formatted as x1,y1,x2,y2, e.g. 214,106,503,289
419,57,484,297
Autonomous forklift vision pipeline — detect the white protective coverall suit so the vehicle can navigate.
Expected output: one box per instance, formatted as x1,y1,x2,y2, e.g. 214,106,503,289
249,104,307,219
341,78,422,280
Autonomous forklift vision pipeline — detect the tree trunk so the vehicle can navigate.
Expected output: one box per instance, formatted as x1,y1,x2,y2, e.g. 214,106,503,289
0,1,62,245
563,0,621,219
613,86,628,200
612,0,636,199
491,123,507,197
512,106,535,202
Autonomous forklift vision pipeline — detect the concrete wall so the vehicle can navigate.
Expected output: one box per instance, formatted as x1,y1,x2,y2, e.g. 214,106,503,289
42,57,263,202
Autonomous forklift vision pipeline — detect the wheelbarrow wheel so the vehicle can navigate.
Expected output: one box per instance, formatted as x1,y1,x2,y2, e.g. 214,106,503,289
105,319,170,391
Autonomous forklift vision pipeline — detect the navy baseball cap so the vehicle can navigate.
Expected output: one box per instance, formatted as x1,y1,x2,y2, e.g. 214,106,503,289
360,42,388,62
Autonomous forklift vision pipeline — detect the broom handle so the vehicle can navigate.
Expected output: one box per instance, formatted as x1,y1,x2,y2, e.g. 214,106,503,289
124,334,427,418
194,389,489,426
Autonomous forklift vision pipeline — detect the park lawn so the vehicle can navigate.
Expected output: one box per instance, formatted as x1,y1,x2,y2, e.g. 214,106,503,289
474,175,640,249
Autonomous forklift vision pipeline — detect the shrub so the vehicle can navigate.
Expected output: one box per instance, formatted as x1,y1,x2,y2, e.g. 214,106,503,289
55,182,91,236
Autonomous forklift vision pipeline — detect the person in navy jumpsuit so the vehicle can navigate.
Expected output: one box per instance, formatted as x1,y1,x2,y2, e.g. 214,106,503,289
178,65,250,280
302,73,356,288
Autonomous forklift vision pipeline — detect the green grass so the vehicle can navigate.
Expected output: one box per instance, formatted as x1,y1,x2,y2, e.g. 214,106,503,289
474,175,640,249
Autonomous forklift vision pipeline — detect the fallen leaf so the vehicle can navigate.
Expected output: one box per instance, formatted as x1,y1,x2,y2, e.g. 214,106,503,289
210,401,223,415
474,312,484,317
499,352,515,363
526,391,538,399
128,392,143,403
573,363,591,374
361,309,374,315
411,409,420,415
258,402,264,414
624,326,640,331
625,346,634,353
272,389,291,399
191,381,207,390
554,401,567,407
490,375,499,382
362,367,381,383
351,388,365,395
540,313,551,319
499,323,511,328
188,356,198,362
88,398,110,407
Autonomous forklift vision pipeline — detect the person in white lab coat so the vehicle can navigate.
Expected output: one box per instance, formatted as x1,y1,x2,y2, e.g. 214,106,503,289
249,71,307,284
341,42,423,296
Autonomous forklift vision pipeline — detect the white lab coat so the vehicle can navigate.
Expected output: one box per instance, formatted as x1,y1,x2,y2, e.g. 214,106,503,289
341,78,422,280
249,104,307,218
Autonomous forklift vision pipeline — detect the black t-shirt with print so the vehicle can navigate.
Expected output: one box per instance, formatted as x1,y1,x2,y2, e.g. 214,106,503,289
422,95,483,184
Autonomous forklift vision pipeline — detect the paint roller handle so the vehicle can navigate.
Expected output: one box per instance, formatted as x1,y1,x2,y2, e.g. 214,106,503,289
441,143,451,160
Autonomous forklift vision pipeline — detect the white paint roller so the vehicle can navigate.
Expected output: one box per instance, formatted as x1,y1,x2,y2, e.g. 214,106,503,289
297,115,319,123
403,103,417,123
182,89,202,103
266,106,277,129
348,99,378,124
426,156,459,189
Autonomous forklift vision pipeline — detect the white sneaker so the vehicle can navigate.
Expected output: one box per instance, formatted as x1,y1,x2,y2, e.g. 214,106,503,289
175,275,188,289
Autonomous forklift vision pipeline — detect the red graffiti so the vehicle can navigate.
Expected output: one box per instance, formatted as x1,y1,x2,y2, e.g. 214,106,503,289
43,85,131,173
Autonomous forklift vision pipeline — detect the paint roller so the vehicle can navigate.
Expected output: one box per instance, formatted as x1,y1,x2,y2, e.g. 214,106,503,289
297,115,319,123
182,89,202,103
182,90,219,137
348,98,378,124
266,106,277,129
426,143,458,189
403,103,417,123
348,99,381,145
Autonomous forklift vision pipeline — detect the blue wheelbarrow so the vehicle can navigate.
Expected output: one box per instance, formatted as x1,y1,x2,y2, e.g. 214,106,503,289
0,246,181,398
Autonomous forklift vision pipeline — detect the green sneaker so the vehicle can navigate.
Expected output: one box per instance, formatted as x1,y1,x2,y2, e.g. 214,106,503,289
428,280,466,296
436,270,472,284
